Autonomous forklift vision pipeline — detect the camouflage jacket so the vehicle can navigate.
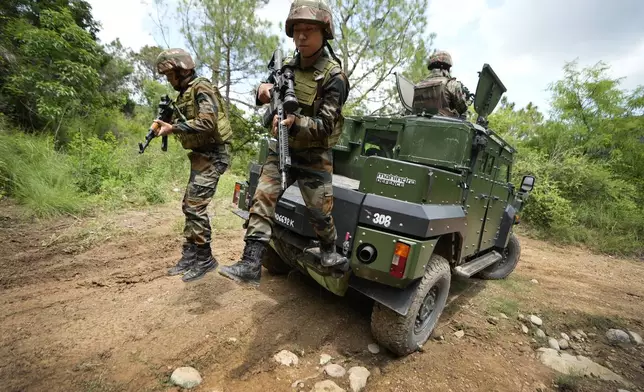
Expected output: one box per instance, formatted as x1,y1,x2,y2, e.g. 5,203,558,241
172,75,232,148
257,50,349,149
413,69,468,117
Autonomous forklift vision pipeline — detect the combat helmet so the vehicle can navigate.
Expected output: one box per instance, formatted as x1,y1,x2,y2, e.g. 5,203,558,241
285,0,335,40
427,50,453,70
155,48,196,74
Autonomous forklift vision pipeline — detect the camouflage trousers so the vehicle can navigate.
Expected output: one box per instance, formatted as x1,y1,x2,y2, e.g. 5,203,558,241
182,144,230,245
245,147,336,246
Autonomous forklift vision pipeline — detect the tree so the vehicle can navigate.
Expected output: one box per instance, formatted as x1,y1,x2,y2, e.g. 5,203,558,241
2,8,105,132
176,0,279,115
330,0,435,115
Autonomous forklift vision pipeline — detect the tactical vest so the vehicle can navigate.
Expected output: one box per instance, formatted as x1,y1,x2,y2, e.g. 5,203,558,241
286,55,345,150
173,77,233,150
412,75,459,117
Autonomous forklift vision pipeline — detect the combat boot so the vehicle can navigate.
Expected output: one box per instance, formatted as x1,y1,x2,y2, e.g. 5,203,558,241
168,242,197,276
181,243,218,282
218,240,266,286
320,242,348,268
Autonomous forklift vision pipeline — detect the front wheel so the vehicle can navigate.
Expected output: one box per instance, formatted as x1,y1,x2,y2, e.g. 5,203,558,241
370,254,451,356
477,233,521,280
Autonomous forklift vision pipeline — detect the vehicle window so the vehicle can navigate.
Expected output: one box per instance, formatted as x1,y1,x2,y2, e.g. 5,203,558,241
497,163,509,182
485,154,495,176
361,129,397,158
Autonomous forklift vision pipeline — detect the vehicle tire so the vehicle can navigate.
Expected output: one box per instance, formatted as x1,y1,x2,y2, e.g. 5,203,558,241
261,244,292,275
477,233,521,280
370,254,451,356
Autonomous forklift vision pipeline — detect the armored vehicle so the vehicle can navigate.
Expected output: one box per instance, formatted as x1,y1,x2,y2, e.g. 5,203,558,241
230,64,536,356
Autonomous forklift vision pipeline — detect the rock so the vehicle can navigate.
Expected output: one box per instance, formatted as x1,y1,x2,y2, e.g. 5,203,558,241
487,316,499,325
227,337,238,344
530,279,539,284
367,343,380,354
311,380,346,392
577,329,587,339
500,313,509,319
170,367,203,389
319,353,332,365
530,315,543,326
558,339,569,350
537,348,633,387
348,366,371,392
617,389,632,392
521,324,529,334
173,187,181,193
324,364,346,378
570,331,583,341
518,313,526,321
454,330,465,338
536,329,546,339
561,332,570,341
627,331,643,345
273,350,299,366
548,338,560,351
606,329,630,344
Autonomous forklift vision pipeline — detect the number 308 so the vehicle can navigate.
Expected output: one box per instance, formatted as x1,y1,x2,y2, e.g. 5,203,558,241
372,213,392,227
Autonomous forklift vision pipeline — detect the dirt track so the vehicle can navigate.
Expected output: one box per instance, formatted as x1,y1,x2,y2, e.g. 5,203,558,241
1,193,643,392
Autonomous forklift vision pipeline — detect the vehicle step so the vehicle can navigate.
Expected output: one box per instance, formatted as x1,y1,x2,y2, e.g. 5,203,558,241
232,209,249,220
304,247,351,272
454,251,502,278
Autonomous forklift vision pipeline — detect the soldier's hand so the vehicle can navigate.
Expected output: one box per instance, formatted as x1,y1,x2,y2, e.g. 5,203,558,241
153,120,174,136
272,114,295,137
258,83,274,104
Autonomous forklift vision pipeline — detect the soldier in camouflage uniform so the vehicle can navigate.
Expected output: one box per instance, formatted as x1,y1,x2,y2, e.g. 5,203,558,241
412,50,468,118
218,0,350,286
152,48,233,282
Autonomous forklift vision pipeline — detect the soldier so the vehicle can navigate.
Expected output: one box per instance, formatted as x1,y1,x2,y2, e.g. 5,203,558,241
412,50,469,118
152,48,233,282
218,0,350,286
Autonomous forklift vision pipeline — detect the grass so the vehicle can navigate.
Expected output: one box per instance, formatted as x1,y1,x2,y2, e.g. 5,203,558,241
555,371,583,392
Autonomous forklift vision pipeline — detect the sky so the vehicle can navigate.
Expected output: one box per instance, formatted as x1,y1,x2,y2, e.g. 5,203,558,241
87,0,644,115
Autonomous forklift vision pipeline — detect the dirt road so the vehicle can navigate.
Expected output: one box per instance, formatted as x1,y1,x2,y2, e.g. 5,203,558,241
1,195,642,392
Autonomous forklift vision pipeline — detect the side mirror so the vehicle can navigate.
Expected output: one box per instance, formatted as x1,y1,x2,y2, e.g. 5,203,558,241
520,175,535,193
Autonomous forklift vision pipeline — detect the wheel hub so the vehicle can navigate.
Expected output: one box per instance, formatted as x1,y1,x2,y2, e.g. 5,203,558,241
415,286,439,333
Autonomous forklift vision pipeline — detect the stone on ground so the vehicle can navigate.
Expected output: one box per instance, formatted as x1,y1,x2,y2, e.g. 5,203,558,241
170,367,202,389
274,350,299,366
324,363,346,378
537,348,632,387
348,366,371,392
311,380,345,392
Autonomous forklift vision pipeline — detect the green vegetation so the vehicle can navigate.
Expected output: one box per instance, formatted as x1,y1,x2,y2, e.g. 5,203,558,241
489,60,644,257
0,1,641,258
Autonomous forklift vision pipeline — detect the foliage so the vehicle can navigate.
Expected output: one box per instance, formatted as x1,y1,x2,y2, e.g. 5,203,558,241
491,60,644,257
331,0,435,115
174,0,279,113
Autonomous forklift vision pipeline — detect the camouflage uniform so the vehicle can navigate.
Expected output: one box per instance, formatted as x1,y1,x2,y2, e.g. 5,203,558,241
412,50,468,117
156,48,233,282
218,0,350,286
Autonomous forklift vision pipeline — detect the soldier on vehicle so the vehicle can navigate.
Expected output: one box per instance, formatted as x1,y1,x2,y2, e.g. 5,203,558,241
412,50,469,118
152,48,233,282
218,0,350,286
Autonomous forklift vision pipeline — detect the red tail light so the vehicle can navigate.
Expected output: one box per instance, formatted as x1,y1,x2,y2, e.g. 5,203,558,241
390,242,410,279
232,182,241,205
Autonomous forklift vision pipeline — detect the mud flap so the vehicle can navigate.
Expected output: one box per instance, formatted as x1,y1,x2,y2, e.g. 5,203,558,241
348,274,421,316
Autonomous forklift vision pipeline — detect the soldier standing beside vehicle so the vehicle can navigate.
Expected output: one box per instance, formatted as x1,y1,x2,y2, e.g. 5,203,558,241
412,50,469,118
152,48,233,283
218,0,350,286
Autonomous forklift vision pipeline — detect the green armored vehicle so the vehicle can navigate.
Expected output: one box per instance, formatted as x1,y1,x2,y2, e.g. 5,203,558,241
230,64,535,356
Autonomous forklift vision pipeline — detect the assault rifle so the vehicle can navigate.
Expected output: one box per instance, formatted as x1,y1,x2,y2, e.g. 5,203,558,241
262,48,298,190
462,84,475,102
138,94,181,154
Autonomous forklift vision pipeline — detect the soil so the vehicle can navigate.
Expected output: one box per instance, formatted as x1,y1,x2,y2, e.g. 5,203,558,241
0,196,642,392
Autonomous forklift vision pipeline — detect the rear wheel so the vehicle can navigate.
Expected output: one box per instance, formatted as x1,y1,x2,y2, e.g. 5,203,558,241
477,233,521,280
370,254,451,356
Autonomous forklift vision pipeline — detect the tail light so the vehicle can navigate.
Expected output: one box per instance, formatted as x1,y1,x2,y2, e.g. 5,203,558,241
514,214,520,224
232,182,241,205
390,241,410,279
